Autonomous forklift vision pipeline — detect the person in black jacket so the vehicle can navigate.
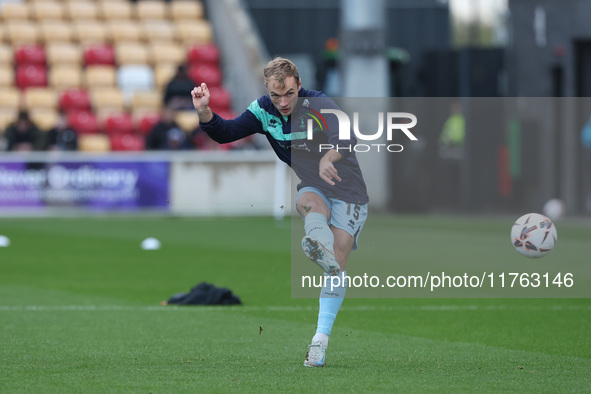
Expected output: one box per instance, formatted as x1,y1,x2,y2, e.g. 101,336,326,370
45,112,78,151
5,110,43,152
163,65,195,110
145,106,192,150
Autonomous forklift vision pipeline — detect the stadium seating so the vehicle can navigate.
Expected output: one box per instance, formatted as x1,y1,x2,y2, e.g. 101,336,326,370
15,45,47,66
117,65,154,92
65,2,99,21
0,88,20,112
115,42,149,65
154,64,177,90
175,110,199,132
67,110,98,134
148,41,185,68
23,88,58,111
7,21,40,46
31,1,65,21
90,87,125,113
83,44,116,66
187,44,220,67
99,1,133,21
0,66,14,87
110,133,145,151
0,44,12,66
78,133,111,151
0,0,230,153
170,1,204,21
175,20,213,45
188,64,222,87
59,89,92,113
141,21,175,43
215,110,238,121
107,20,142,43
208,87,232,113
0,110,17,132
133,110,161,135
30,108,59,132
84,65,117,88
130,90,162,113
40,22,75,44
49,65,83,89
73,21,109,45
136,1,168,21
46,43,83,66
101,112,134,136
16,65,47,89
1,2,29,21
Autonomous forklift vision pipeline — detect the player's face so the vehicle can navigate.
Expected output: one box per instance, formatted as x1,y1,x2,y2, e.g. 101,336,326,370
267,76,301,116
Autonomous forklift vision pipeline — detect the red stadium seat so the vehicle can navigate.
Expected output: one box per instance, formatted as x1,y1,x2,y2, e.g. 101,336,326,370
186,43,220,66
135,112,161,135
103,112,134,136
208,86,232,113
15,45,46,66
16,65,47,89
83,44,115,66
188,64,222,87
67,110,98,134
110,134,145,151
59,89,91,112
215,110,237,120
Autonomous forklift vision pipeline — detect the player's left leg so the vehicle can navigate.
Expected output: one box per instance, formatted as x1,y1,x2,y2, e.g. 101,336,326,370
304,201,367,367
305,229,354,367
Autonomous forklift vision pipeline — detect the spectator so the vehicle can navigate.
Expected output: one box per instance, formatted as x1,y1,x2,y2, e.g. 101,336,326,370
163,65,195,110
146,106,193,150
45,112,78,151
5,110,43,152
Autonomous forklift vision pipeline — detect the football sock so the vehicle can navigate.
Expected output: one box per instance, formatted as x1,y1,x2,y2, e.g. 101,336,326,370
315,271,348,347
304,212,334,252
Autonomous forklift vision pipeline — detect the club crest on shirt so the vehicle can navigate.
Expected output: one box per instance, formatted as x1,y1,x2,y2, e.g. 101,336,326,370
297,114,322,134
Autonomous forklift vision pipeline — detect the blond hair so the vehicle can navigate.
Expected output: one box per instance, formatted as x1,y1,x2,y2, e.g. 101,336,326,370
263,57,300,88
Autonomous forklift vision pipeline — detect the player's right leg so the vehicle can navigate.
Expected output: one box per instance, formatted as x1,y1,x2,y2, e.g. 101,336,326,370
297,190,340,276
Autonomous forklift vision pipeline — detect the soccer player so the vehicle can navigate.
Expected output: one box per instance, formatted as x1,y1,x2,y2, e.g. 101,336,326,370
191,57,368,367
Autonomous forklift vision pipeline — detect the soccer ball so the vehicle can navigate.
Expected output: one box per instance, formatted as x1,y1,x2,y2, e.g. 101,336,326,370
543,198,565,221
511,213,557,258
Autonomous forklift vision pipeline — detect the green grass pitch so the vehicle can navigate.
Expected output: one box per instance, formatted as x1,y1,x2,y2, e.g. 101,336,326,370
1,215,590,392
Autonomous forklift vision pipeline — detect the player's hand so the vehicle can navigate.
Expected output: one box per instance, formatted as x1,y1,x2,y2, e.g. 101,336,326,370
191,83,210,109
319,156,341,186
191,83,213,122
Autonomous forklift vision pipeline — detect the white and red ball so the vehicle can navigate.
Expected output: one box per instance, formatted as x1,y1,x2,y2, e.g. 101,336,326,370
511,213,557,258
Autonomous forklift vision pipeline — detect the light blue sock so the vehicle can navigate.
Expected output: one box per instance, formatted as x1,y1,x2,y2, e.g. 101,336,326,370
304,212,334,252
316,271,347,338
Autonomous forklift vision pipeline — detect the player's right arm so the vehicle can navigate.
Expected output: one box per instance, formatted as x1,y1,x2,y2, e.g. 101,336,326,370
191,83,262,143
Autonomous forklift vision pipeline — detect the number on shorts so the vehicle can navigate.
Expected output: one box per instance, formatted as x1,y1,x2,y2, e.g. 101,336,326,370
346,203,361,220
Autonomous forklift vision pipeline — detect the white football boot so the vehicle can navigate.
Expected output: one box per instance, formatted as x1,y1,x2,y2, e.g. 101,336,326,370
303,341,326,367
301,236,340,276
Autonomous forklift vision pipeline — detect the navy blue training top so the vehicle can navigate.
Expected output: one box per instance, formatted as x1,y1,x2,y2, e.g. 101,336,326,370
199,88,368,205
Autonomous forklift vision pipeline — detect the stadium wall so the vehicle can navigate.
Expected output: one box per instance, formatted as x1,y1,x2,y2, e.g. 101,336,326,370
0,151,292,217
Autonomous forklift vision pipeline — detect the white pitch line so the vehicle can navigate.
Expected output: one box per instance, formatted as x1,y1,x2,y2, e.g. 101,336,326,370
0,304,590,312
